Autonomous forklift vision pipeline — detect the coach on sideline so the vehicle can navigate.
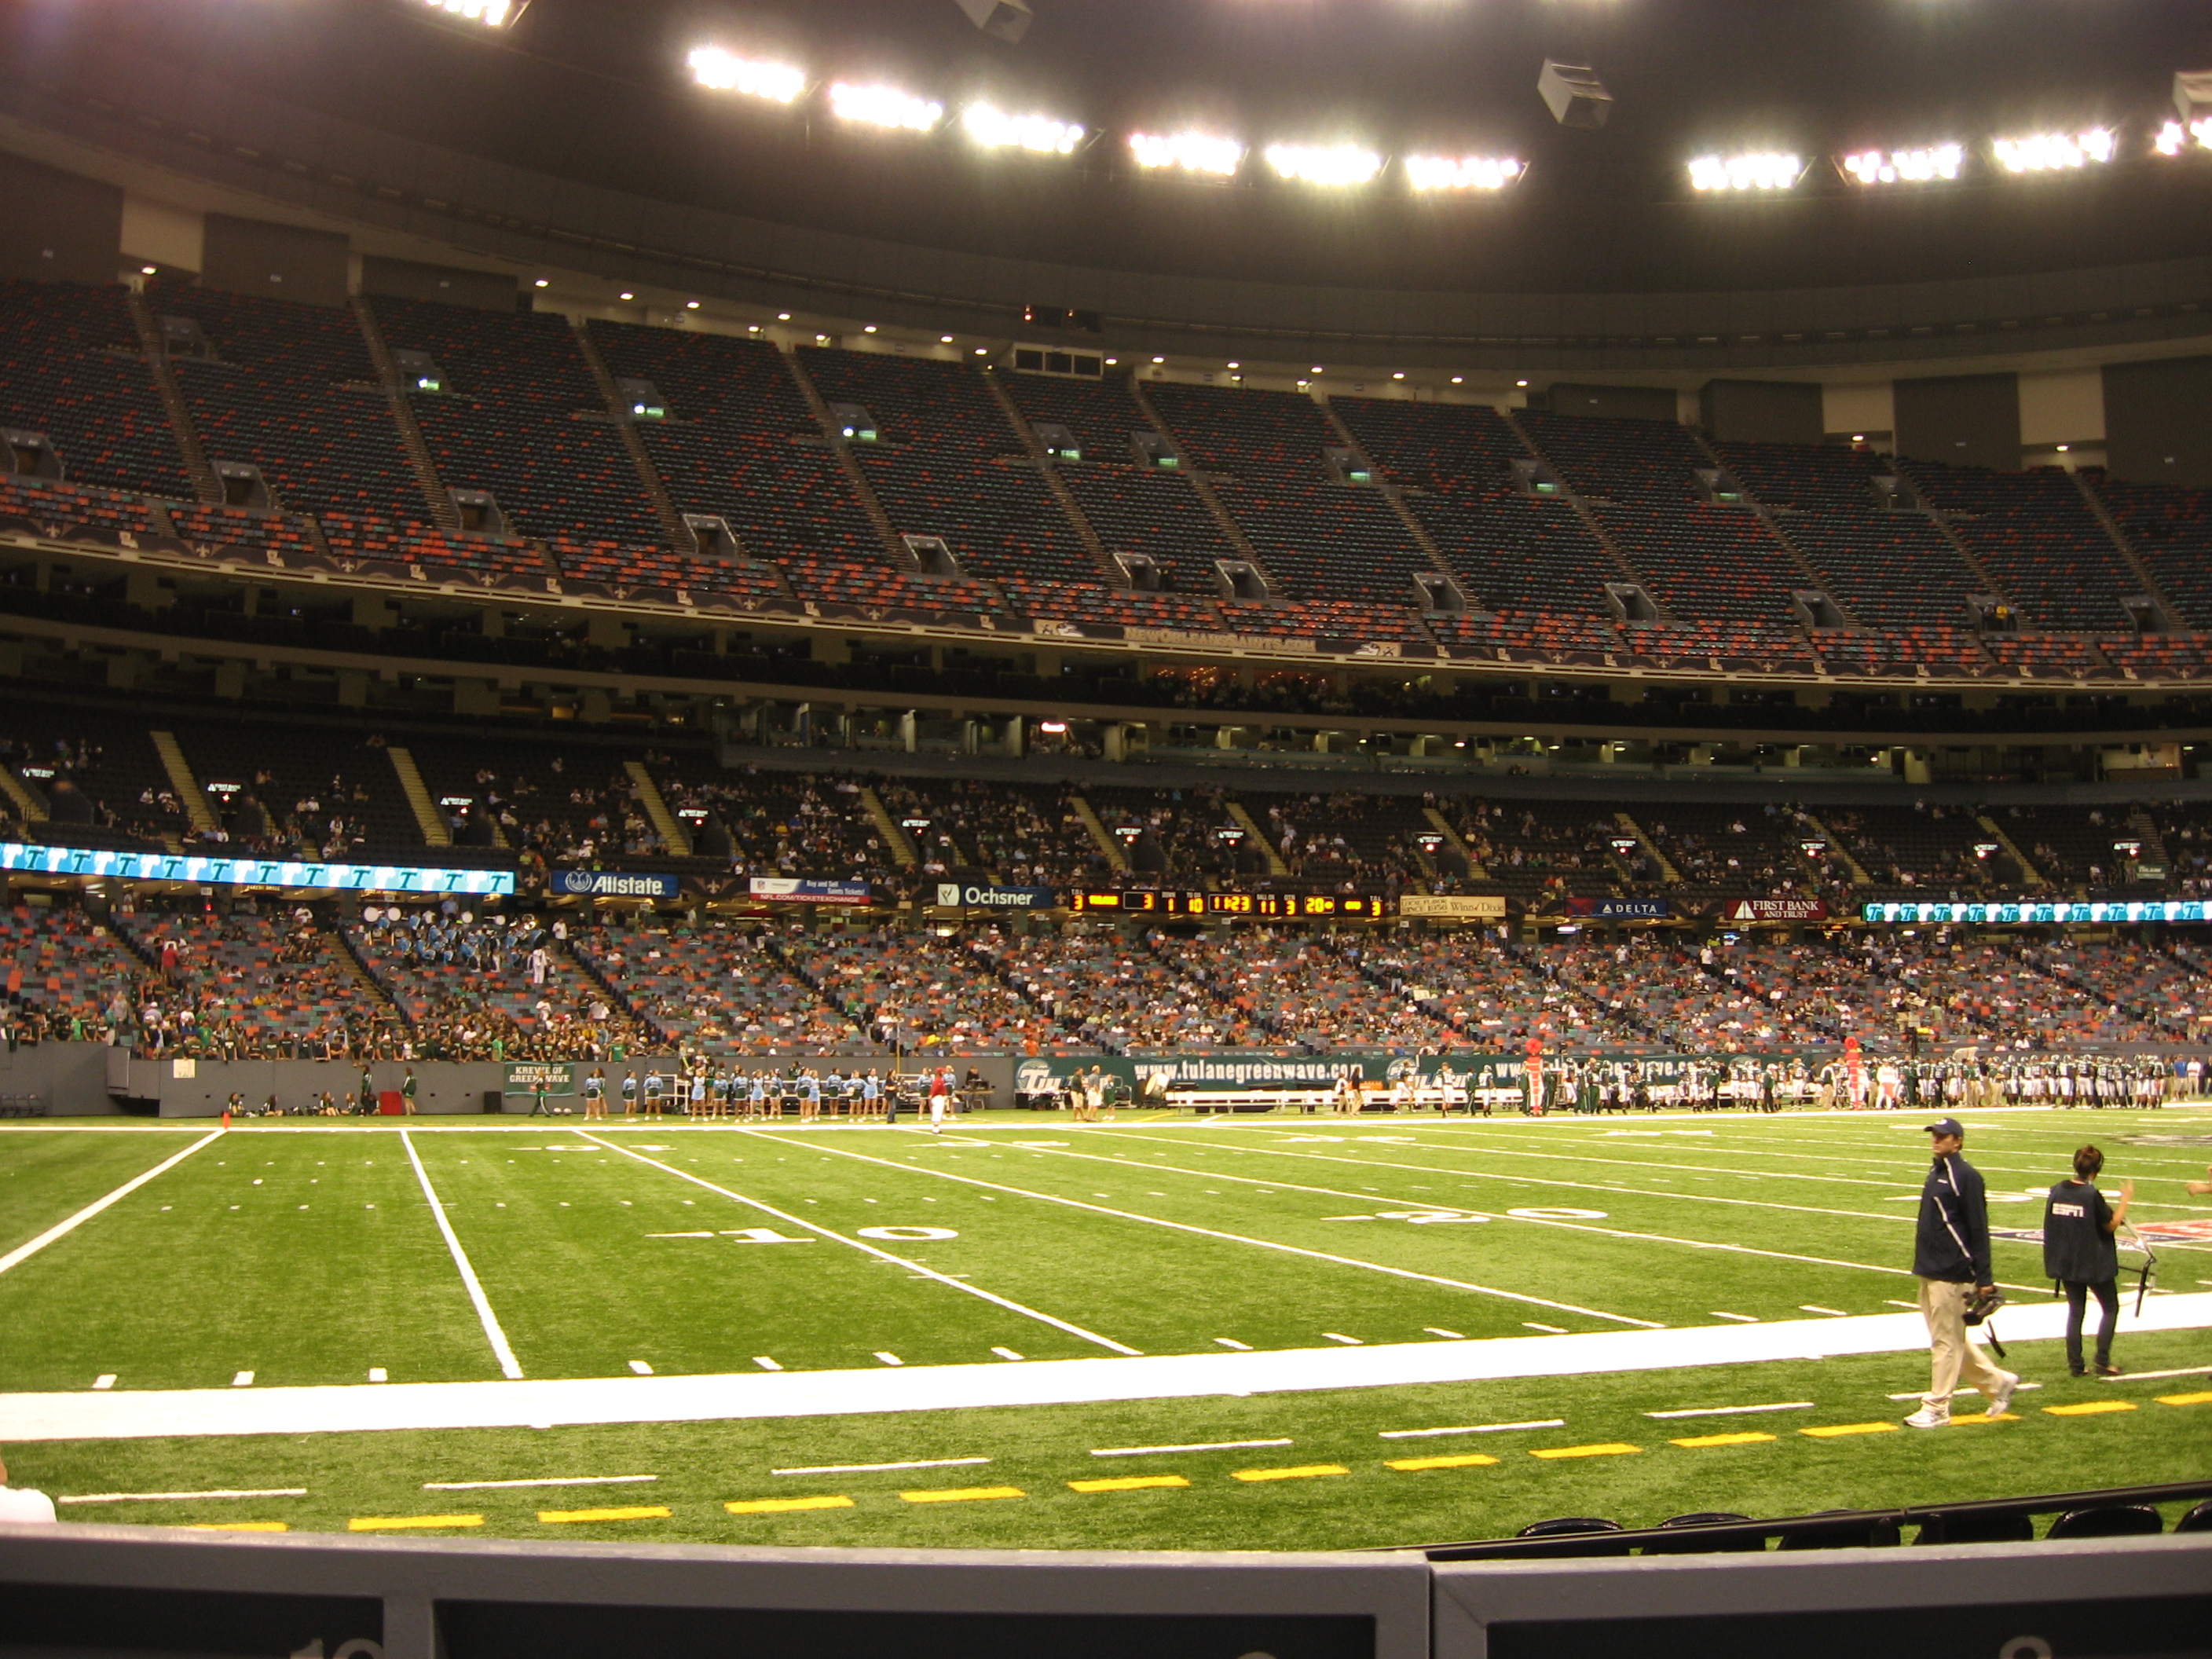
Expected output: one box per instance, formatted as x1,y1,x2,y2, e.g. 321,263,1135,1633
1905,1115,2021,1429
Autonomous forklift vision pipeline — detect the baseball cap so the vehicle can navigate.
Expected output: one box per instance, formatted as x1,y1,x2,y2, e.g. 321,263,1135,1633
1922,1116,1965,1138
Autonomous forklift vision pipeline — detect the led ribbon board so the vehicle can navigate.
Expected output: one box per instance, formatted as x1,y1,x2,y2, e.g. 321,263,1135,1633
1863,899,2211,925
0,841,515,895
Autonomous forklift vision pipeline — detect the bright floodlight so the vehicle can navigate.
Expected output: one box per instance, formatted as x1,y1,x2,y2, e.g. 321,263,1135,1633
829,82,943,132
1405,152,1525,191
423,0,515,25
963,102,1085,155
1128,130,1243,178
1840,143,1965,185
687,47,804,104
1687,152,1804,192
1992,128,2115,173
1265,143,1382,187
2155,117,2212,156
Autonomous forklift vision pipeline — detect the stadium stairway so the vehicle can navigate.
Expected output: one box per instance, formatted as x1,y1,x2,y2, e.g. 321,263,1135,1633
1317,396,1458,587
1614,811,1679,881
623,760,692,855
1686,426,1862,628
1423,805,1488,877
1500,408,1659,610
148,731,218,835
123,286,222,506
384,747,449,848
980,367,1124,587
1226,799,1290,873
782,344,913,570
1976,812,2049,888
1128,375,1272,577
1800,811,1872,886
2071,468,2179,619
350,298,461,528
859,786,917,866
573,319,690,552
1068,795,1127,873
0,761,47,824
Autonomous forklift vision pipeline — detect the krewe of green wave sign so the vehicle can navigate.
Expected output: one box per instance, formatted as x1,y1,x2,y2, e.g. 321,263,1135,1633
504,1062,577,1095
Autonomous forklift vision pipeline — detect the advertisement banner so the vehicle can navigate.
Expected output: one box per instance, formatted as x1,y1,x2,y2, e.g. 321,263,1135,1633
1566,897,1670,919
936,881,1058,910
504,1061,577,1096
750,877,873,906
555,870,679,899
1864,900,2212,925
1399,894,1508,921
1725,898,1829,922
0,841,514,895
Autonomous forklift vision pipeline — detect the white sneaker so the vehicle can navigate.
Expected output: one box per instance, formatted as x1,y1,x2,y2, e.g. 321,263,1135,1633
1984,1372,2020,1416
1903,1404,1950,1429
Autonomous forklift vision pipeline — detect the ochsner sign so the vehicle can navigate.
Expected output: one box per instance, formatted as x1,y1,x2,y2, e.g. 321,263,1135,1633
938,881,1057,910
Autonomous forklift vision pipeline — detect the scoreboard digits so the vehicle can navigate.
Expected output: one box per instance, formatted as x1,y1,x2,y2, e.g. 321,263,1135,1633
1071,889,1385,918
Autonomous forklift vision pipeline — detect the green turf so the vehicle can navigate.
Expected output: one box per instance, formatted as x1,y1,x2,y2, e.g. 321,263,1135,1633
3,1108,2209,1548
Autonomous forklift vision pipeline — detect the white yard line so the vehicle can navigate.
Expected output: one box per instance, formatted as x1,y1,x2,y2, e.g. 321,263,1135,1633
58,1488,306,1504
21,1295,2205,1443
589,1130,1140,1357
1645,1401,1815,1419
786,1134,1663,1329
773,1456,989,1475
1092,1437,1292,1457
0,1130,221,1276
423,1474,656,1491
987,1132,2049,1296
1379,1419,1563,1439
401,1130,524,1381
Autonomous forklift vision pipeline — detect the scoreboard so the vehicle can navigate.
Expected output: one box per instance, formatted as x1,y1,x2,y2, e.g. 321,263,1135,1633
1071,889,1386,919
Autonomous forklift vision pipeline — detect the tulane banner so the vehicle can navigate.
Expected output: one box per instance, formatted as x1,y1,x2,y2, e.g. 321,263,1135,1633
555,870,679,899
750,877,873,905
936,881,1058,910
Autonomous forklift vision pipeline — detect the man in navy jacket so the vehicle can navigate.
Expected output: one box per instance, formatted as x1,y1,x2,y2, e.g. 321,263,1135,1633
1905,1116,2021,1428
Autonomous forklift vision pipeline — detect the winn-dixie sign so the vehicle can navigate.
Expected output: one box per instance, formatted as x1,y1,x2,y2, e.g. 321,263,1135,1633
749,877,873,906
1400,894,1507,921
555,870,679,899
936,881,1057,910
1725,898,1829,922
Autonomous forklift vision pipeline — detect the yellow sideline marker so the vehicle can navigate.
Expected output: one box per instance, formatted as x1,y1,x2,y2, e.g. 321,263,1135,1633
538,1505,672,1524
2043,1401,2135,1417
1069,1475,1190,1493
1530,1443,1640,1460
1670,1432,1776,1449
1231,1464,1349,1482
2159,1391,2212,1406
349,1514,483,1531
900,1485,1024,1504
1385,1453,1500,1472
182,1522,288,1533
726,1495,855,1515
1949,1413,2020,1425
1799,1423,1899,1438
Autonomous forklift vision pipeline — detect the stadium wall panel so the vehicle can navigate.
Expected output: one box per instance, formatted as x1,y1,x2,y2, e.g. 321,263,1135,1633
200,214,350,309
2104,354,2212,489
1701,380,1826,448
0,152,120,285
358,256,518,313
1893,372,2022,471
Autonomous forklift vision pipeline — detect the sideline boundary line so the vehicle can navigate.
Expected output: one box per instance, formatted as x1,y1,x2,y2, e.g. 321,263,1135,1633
0,1130,222,1277
589,1130,1141,1356
401,1130,524,1381
8,1293,2207,1443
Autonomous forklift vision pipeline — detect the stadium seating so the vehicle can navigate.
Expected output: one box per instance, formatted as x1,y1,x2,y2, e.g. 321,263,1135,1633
0,902,141,1038
115,909,370,1052
370,296,661,549
2088,474,2212,630
1902,462,2141,632
0,279,194,499
1332,396,1533,499
1518,408,1706,505
150,280,425,522
572,921,870,1054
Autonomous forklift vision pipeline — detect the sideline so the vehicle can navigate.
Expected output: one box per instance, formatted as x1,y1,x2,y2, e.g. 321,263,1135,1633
7,1293,2209,1444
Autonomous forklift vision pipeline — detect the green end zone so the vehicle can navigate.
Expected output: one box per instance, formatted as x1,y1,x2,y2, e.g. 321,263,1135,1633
3,1109,2209,1548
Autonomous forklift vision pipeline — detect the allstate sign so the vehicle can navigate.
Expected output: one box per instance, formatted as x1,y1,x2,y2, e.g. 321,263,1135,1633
555,870,679,899
937,881,1057,910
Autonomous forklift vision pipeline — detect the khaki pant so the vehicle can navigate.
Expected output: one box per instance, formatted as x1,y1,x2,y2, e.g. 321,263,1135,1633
1920,1276,2009,1409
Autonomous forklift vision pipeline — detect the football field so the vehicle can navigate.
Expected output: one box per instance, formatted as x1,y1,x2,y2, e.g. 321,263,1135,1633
3,1106,2210,1550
